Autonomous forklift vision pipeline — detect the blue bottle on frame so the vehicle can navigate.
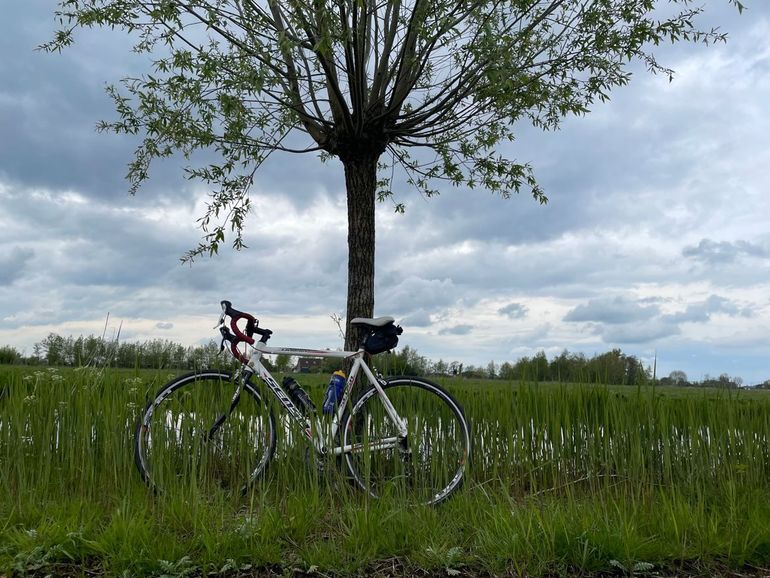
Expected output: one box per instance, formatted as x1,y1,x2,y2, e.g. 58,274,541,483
322,370,347,414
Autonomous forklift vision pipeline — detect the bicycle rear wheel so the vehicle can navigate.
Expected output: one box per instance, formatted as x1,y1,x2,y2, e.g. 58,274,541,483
134,370,276,495
341,376,471,506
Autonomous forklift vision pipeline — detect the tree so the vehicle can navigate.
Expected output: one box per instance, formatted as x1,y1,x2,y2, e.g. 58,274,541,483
0,346,21,365
274,353,294,372
38,333,67,366
668,370,689,386
498,361,515,381
431,358,449,376
46,0,743,350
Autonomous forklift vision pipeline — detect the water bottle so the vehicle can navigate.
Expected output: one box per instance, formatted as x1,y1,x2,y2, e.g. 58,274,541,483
322,370,346,414
282,376,316,415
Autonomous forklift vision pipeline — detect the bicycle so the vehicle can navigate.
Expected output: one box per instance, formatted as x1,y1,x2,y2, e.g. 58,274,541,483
134,301,471,505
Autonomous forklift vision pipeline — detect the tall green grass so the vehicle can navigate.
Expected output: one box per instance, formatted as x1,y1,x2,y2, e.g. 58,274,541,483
1,366,769,576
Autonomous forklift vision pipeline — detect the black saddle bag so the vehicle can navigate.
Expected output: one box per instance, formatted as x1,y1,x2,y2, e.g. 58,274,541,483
362,323,403,355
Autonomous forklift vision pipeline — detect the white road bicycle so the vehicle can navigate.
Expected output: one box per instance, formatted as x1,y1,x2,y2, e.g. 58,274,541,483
134,301,471,505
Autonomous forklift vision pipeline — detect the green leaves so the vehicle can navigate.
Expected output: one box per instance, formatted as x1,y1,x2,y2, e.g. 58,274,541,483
47,0,743,249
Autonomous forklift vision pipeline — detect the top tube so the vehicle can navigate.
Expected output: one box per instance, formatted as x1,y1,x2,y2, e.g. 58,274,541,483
250,341,362,360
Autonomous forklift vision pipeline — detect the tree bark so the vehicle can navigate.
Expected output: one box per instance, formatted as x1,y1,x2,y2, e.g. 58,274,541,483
342,154,378,353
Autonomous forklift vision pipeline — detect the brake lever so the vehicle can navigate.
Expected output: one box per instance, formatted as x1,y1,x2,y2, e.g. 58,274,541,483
218,326,235,354
215,301,231,329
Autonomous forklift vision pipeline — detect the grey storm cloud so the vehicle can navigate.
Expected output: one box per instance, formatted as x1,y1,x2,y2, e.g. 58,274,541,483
565,294,754,346
682,239,768,265
600,321,681,344
0,2,341,207
564,296,660,325
664,295,753,324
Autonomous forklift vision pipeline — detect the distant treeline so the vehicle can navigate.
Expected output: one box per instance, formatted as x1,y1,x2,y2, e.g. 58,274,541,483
1,334,228,370
378,346,651,385
1,334,765,388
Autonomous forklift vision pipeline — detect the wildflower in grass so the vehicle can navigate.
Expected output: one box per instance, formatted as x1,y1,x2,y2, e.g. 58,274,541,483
235,516,259,538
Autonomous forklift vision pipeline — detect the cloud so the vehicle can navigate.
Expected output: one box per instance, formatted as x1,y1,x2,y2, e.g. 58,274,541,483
0,247,34,285
400,310,432,327
682,239,767,265
665,295,753,324
439,324,474,336
498,302,528,319
376,276,458,318
564,296,660,325
155,322,174,330
601,320,681,344
563,294,756,347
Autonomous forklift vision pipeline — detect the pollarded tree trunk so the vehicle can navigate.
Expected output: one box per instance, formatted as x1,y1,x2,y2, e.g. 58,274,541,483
342,154,378,353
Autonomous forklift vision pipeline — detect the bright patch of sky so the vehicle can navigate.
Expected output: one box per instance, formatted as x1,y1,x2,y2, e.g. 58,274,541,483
1,2,769,384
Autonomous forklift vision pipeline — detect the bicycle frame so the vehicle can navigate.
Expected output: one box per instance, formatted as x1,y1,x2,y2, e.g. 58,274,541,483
240,341,408,457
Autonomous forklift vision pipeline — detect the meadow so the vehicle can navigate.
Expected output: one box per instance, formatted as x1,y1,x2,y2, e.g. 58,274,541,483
1,365,769,577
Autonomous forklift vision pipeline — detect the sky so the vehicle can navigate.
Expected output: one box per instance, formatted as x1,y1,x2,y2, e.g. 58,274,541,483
1,2,769,384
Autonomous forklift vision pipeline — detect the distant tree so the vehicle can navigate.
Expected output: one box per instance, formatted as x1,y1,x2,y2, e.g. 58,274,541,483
461,365,488,380
532,351,550,382
498,361,516,381
700,373,741,389
486,360,497,379
373,345,428,376
38,333,67,366
431,358,449,376
274,353,294,373
0,346,20,365
668,370,689,386
549,349,573,382
624,355,648,385
320,353,345,375
47,0,743,352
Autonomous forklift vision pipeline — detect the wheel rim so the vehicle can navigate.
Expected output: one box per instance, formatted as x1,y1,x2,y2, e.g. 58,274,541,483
343,380,469,505
136,373,274,495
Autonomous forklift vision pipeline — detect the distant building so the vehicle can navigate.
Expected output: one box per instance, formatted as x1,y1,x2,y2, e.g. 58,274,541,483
295,357,323,373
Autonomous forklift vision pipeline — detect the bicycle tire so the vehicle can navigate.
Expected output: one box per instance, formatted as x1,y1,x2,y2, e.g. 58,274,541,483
341,376,471,506
134,370,276,495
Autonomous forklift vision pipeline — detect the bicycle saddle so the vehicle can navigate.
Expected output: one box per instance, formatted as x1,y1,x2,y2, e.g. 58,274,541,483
350,316,395,328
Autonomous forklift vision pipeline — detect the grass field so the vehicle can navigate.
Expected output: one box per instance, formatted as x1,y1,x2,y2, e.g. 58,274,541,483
1,365,769,577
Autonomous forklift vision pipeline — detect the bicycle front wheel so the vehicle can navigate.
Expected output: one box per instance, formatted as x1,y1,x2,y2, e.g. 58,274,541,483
341,376,471,506
134,370,276,495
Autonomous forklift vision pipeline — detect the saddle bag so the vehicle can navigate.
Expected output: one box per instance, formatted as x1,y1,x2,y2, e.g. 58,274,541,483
362,323,403,355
